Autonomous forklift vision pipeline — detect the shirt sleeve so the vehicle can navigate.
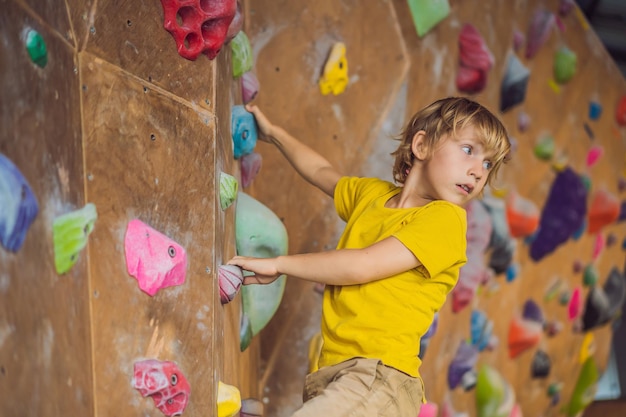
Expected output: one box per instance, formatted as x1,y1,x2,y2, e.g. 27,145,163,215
334,177,381,222
393,202,467,279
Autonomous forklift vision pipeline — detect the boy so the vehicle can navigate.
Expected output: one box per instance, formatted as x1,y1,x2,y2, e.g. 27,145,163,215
228,97,510,417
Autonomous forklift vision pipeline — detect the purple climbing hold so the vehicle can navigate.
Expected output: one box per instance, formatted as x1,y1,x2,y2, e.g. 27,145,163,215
530,167,587,261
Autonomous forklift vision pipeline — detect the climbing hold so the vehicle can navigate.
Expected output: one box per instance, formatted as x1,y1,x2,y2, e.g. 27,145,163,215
407,0,450,37
219,172,238,210
563,357,599,417
53,203,97,275
533,135,555,160
568,287,582,321
583,264,598,287
231,105,258,159
559,0,575,16
586,145,603,168
579,332,595,363
548,384,562,406
508,315,542,358
451,200,492,313
530,167,587,261
470,310,493,352
481,196,516,275
318,42,349,96
420,312,439,358
587,189,620,234
418,402,439,417
525,8,556,59
124,219,188,296
544,277,563,302
545,319,563,337
456,24,494,94
24,28,48,68
225,0,243,43
160,0,236,60
616,95,626,126
581,266,626,331
240,398,264,417
475,365,515,417
236,192,288,350
553,46,577,84
0,153,39,252
241,71,260,104
517,111,530,132
308,332,323,373
448,341,478,390
588,100,602,120
500,53,530,113
512,29,525,52
505,191,539,238
133,359,190,416
522,299,544,324
217,381,241,417
505,263,519,283
231,31,253,78
531,349,551,378
240,152,262,188
218,264,244,304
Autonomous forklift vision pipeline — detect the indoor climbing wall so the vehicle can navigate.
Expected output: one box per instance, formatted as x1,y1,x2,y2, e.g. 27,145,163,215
243,1,626,416
1,0,264,416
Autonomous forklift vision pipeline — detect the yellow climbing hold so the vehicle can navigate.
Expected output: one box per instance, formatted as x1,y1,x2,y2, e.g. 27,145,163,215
319,42,348,96
217,381,241,417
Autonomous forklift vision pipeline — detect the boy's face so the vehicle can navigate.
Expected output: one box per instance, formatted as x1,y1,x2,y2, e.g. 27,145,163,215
416,125,492,207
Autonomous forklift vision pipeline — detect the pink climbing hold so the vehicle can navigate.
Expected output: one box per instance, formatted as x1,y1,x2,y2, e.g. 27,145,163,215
568,287,582,321
525,8,556,59
241,71,260,104
592,233,605,260
456,24,494,94
585,145,604,168
218,264,244,304
418,402,439,417
133,359,191,416
240,152,262,188
124,219,188,296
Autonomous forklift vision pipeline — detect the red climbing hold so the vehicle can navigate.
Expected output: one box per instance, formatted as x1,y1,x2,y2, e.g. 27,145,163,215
160,0,236,61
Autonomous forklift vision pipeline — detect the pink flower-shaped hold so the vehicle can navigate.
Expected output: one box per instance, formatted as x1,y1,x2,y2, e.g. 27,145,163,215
218,264,244,304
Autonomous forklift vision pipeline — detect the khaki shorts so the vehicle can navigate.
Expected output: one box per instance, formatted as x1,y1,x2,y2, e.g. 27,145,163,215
292,358,423,417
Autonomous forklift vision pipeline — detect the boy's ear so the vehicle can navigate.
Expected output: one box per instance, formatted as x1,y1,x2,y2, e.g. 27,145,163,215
411,130,428,160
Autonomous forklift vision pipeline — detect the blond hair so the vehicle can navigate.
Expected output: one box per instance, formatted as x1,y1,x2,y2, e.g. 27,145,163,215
391,97,510,187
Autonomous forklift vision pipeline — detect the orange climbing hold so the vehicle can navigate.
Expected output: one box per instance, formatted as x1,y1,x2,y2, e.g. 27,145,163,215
506,192,540,238
587,189,620,234
508,316,542,358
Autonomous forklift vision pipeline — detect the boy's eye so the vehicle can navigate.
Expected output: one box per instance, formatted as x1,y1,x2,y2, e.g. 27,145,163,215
462,145,472,155
483,160,493,170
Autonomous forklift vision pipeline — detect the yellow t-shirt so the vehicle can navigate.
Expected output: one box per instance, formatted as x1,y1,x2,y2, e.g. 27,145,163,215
318,177,468,378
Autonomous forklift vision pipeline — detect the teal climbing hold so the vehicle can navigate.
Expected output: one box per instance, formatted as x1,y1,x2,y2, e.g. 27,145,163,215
25,29,48,68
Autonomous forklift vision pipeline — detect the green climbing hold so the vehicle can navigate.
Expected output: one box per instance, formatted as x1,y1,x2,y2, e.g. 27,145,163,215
25,29,48,68
231,31,253,78
219,172,238,210
53,203,98,274
563,357,599,417
554,46,577,84
582,264,598,287
235,192,288,351
534,136,555,160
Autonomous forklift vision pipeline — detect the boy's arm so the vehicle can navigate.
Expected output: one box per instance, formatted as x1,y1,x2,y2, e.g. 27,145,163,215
247,104,341,197
228,236,422,286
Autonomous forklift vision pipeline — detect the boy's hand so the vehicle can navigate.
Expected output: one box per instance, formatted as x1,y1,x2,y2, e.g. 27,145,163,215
227,256,282,285
245,104,274,142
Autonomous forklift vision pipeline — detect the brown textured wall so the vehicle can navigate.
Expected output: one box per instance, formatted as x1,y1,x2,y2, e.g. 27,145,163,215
1,0,258,415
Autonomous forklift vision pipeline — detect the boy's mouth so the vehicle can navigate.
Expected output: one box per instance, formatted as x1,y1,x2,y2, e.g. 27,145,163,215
458,184,473,194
